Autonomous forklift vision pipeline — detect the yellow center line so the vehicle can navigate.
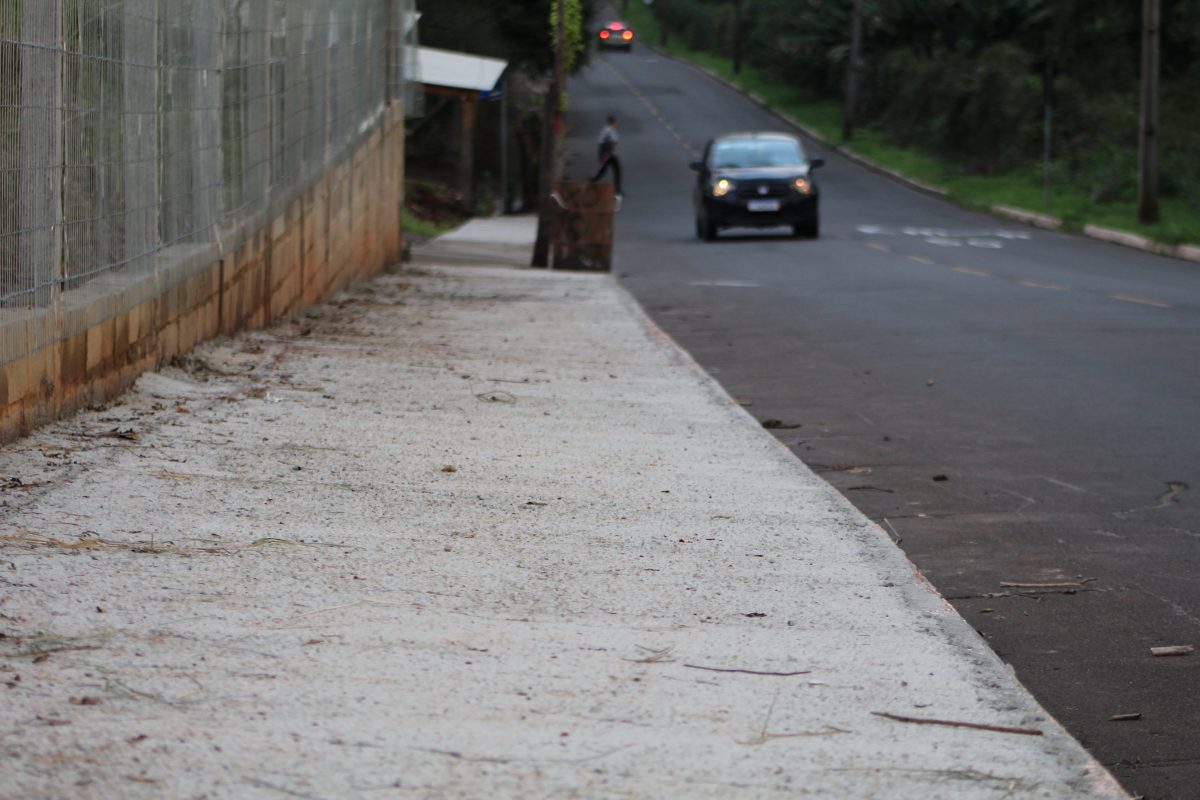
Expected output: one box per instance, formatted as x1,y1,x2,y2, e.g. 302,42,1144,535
1018,279,1068,291
866,242,890,253
1111,292,1172,309
602,59,700,158
953,266,991,278
908,255,935,265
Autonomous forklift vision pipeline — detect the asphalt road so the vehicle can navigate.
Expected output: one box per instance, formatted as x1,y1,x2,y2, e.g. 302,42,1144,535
565,43,1200,800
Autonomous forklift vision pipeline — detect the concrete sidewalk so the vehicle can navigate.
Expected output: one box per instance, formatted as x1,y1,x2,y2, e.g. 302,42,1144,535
0,217,1126,799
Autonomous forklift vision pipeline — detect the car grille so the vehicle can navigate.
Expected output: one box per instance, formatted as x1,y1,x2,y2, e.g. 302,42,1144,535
734,180,790,199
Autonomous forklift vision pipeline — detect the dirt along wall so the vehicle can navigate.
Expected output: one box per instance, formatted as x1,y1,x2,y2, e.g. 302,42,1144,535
0,106,407,443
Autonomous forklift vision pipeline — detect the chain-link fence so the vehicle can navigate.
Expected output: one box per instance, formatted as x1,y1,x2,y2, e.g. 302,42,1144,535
0,0,421,364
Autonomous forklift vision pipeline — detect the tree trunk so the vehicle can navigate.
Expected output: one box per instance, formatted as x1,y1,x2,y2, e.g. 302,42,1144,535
1137,0,1160,224
842,0,863,143
531,89,555,267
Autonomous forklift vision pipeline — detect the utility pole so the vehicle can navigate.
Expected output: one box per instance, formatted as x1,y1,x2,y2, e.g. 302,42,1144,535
1041,58,1054,211
842,0,863,142
1138,0,1160,224
732,0,744,75
532,0,567,267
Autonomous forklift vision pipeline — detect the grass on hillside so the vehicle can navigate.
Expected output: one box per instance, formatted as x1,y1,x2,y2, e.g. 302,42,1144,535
621,3,1199,247
402,207,457,241
403,180,471,242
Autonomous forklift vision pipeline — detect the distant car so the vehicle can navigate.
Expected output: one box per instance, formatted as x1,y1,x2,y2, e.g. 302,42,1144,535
598,21,635,51
690,132,824,240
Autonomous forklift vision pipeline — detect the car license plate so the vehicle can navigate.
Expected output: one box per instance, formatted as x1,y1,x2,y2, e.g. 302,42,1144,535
747,199,780,212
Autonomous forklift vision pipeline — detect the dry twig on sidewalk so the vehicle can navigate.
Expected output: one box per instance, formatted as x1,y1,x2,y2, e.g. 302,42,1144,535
623,646,675,664
12,644,101,659
294,598,410,618
736,691,850,745
684,663,810,676
872,711,1043,736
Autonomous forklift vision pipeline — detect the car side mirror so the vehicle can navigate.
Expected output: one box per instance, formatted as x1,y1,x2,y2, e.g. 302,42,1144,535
809,157,825,169
689,160,705,172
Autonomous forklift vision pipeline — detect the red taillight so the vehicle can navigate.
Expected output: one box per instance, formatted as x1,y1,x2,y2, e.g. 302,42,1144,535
599,30,610,39
622,30,633,40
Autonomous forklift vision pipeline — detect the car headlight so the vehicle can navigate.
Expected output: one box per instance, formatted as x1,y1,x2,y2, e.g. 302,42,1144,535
711,179,734,198
793,177,812,194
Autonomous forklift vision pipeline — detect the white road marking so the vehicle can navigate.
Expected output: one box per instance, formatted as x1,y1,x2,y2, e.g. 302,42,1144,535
688,280,762,288
602,60,700,158
857,225,1032,251
1018,279,1068,291
1039,476,1089,493
1111,292,1171,309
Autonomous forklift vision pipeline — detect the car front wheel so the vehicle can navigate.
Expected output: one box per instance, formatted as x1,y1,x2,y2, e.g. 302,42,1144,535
794,213,819,239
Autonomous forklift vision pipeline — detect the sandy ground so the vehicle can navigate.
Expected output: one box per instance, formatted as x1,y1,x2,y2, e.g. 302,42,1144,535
0,256,1125,799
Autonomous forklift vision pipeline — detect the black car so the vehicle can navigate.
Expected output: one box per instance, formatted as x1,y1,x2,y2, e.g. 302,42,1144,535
598,21,635,51
690,132,824,240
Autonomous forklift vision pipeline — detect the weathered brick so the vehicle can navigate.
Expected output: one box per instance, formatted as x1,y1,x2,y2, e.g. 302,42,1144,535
4,358,27,408
61,332,87,388
86,318,115,373
159,321,179,361
114,313,131,365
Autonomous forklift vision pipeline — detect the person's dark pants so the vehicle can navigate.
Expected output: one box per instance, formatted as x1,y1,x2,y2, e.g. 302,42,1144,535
590,154,622,195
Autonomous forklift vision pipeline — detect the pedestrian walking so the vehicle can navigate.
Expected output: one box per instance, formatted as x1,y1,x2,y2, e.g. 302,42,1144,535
590,115,623,201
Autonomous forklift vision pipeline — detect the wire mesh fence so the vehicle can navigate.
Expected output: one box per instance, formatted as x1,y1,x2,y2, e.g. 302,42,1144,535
0,0,420,362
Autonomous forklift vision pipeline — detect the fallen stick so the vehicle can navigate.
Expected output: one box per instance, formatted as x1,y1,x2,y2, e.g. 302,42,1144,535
14,644,101,659
684,664,811,677
872,711,1043,736
737,726,850,746
623,647,674,664
999,580,1092,589
1150,645,1194,657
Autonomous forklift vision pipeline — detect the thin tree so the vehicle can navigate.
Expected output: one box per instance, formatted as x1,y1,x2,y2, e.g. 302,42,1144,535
842,0,863,142
1138,0,1160,224
532,0,581,267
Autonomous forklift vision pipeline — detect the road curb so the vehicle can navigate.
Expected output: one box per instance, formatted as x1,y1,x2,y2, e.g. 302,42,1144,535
991,204,1063,230
1082,223,1200,263
640,43,1200,263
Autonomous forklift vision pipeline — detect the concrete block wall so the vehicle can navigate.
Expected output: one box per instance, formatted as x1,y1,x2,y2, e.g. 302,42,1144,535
0,107,406,443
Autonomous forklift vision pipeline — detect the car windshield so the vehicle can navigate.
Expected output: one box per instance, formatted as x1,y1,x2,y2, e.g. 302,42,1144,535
712,138,804,169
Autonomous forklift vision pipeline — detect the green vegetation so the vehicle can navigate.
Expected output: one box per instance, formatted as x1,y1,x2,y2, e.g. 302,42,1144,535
418,0,596,73
550,0,587,71
404,181,471,241
402,207,456,241
624,0,1200,247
